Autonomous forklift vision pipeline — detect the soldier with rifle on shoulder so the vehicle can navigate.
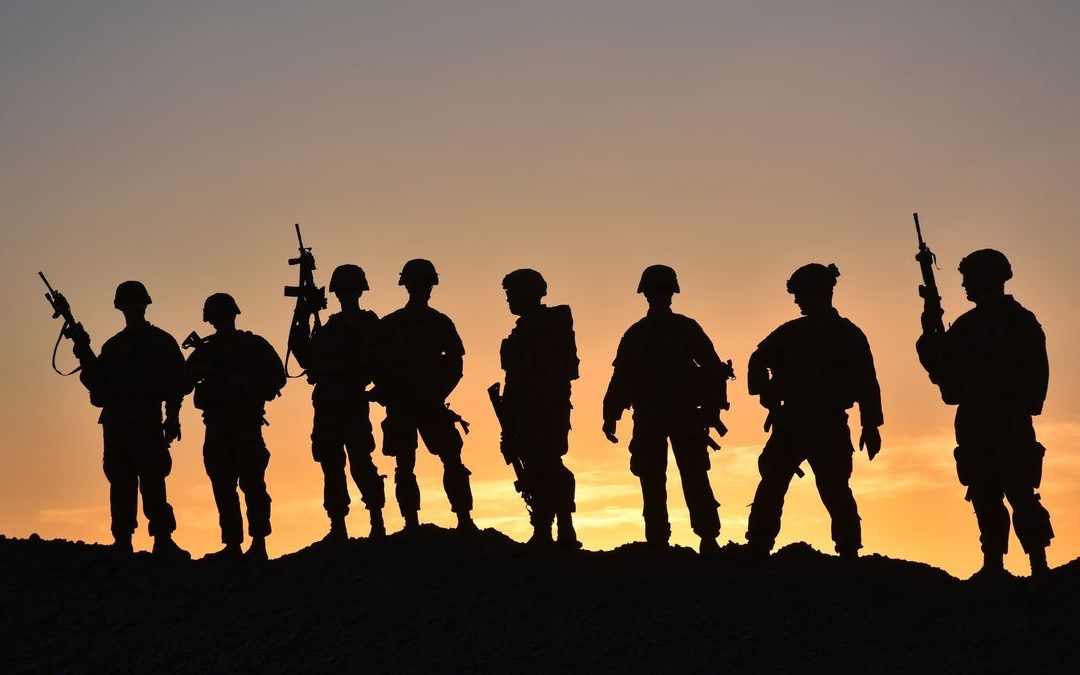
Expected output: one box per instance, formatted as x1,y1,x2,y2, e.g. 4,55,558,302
490,269,581,548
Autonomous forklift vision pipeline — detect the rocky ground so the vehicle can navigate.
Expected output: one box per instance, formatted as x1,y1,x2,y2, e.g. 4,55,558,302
1,528,1077,672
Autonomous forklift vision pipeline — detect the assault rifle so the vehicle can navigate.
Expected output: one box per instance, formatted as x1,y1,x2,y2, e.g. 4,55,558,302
487,383,535,513
38,272,92,375
181,331,206,350
284,223,327,325
914,212,945,336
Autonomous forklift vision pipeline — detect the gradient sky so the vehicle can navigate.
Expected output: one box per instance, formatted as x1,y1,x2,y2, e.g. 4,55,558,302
2,1,1079,576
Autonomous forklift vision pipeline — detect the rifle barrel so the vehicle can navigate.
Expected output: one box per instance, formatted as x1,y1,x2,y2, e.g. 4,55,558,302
913,212,924,246
294,223,304,250
38,271,57,295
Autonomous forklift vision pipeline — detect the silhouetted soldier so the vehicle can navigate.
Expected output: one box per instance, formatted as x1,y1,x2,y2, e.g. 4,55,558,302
602,265,731,554
73,281,189,559
744,264,882,560
374,259,475,532
496,269,580,547
289,264,386,542
185,294,285,560
916,250,1053,578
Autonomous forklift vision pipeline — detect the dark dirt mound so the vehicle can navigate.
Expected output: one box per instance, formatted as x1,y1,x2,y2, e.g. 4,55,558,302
1,529,1077,672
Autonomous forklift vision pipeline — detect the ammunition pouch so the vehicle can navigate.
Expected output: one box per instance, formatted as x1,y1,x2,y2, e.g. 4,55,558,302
952,445,979,488
1025,442,1046,490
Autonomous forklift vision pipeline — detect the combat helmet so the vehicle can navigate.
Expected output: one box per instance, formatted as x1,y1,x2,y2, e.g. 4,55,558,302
958,249,1012,284
398,259,439,286
786,263,840,295
203,293,241,322
502,268,547,297
637,265,680,294
329,264,369,293
113,281,152,309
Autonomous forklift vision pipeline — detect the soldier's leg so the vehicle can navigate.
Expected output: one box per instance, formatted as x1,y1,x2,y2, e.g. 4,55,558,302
807,436,861,556
102,425,138,545
669,428,720,540
1003,438,1054,573
746,432,801,553
968,483,1010,557
343,415,386,514
312,406,350,523
236,426,272,542
203,425,244,546
383,409,422,521
419,416,473,517
134,422,177,540
628,418,670,545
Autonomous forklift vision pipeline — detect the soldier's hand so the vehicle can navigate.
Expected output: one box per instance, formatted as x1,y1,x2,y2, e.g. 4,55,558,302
602,419,619,444
859,426,881,460
163,415,182,444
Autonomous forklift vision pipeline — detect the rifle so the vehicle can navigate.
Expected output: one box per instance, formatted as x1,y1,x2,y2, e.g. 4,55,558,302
487,383,535,514
38,272,92,376
181,331,206,350
703,359,736,451
914,212,945,336
283,223,326,378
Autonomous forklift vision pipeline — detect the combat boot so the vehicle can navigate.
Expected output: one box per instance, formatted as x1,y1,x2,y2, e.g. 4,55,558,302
969,552,1010,581
402,511,421,533
456,512,478,534
111,533,133,555
369,509,386,540
837,546,859,561
740,539,770,563
321,516,348,545
244,537,268,561
152,535,191,561
1029,548,1050,579
203,543,242,561
556,513,582,550
528,521,553,547
699,536,721,558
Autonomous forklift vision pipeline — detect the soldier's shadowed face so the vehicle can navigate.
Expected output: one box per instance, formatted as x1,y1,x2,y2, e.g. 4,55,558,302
792,289,833,316
643,290,674,310
505,289,542,317
333,288,363,309
961,273,1005,305
206,315,237,333
404,282,433,304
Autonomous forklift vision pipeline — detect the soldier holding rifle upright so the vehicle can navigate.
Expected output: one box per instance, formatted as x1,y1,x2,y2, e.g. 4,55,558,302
913,214,1054,578
40,274,189,559
286,226,387,543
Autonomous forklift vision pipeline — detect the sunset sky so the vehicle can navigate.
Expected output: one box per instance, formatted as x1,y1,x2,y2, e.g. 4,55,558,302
2,1,1079,577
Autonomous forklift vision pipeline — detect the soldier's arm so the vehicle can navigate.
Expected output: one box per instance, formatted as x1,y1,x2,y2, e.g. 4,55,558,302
747,334,779,408
687,319,729,412
288,313,316,368
439,317,466,397
163,334,186,421
1016,316,1049,416
850,327,884,429
78,342,107,405
602,333,633,423
256,335,288,400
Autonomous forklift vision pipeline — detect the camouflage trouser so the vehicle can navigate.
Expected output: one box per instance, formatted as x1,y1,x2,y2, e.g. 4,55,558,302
955,407,1054,556
508,402,576,525
382,403,472,516
312,399,386,519
203,421,271,544
102,418,176,539
746,412,860,554
628,412,720,542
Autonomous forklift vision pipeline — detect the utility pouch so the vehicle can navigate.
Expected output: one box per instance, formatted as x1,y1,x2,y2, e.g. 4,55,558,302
1026,442,1046,489
953,445,977,487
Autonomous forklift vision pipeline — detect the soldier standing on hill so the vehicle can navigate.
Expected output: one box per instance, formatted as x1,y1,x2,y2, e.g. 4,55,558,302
185,294,285,560
73,281,190,559
602,265,733,555
289,264,387,543
744,263,883,560
374,259,476,533
916,250,1053,578
493,269,581,548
